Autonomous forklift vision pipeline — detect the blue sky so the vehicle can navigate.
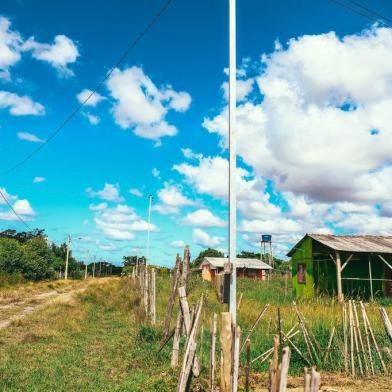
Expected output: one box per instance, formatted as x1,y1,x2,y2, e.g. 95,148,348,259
1,0,392,266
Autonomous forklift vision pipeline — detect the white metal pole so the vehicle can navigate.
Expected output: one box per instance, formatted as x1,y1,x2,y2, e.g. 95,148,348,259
228,0,237,324
146,194,153,267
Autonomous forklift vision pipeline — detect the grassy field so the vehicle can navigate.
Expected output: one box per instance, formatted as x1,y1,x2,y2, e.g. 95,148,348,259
0,274,391,391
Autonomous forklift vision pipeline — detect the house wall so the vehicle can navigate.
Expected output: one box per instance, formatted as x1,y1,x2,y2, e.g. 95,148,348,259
294,239,392,299
202,263,267,281
291,236,315,298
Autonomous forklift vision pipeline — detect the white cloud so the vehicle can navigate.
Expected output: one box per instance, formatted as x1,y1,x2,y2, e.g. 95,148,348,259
154,182,195,215
76,89,104,106
0,93,44,116
203,26,392,205
152,168,160,179
221,78,254,101
0,199,36,221
182,209,226,227
0,187,17,205
106,66,191,143
170,240,186,248
83,112,100,125
17,131,44,142
86,183,124,202
89,202,108,211
23,34,79,76
192,228,224,248
0,17,22,78
129,188,143,197
93,204,158,241
33,176,45,183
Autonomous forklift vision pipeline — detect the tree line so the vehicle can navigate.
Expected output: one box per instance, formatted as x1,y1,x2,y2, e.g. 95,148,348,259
0,229,120,284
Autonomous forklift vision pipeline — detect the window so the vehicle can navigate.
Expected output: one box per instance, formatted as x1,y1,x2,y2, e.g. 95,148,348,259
297,263,306,284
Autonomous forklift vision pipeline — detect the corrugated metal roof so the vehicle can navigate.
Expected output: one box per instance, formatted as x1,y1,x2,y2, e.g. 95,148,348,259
200,257,273,270
288,234,392,256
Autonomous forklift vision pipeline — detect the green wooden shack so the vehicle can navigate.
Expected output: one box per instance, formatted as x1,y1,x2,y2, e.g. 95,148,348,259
287,234,392,300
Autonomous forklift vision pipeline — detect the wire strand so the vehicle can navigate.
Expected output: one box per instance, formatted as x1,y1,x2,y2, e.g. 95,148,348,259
0,188,31,230
1,0,175,176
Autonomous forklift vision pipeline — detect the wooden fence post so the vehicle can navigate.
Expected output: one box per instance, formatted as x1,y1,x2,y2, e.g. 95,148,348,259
220,312,232,392
210,313,217,392
150,268,156,324
162,254,181,342
245,339,251,392
171,312,183,367
278,346,291,392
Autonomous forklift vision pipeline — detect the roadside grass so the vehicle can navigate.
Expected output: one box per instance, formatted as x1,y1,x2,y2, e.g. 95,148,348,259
0,274,392,391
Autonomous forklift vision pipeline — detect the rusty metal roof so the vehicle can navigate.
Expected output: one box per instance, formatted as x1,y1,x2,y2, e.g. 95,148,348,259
199,257,272,270
288,234,392,256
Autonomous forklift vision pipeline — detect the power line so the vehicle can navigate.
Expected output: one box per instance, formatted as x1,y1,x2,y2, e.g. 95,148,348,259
347,0,392,25
328,0,392,27
0,188,31,230
1,0,174,176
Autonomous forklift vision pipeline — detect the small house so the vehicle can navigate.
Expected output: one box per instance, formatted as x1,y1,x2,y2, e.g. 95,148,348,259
287,234,392,300
200,257,273,282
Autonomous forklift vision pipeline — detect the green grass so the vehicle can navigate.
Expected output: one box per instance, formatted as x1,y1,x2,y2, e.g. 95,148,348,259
0,274,391,391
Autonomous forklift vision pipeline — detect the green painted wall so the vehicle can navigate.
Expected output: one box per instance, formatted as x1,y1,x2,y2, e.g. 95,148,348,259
291,236,390,299
291,236,314,298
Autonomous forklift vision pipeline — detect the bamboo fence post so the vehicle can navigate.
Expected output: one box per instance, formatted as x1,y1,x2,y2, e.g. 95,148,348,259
177,296,203,392
237,292,243,310
349,300,355,377
232,325,241,392
245,339,251,392
361,302,375,375
240,304,270,352
380,307,392,343
162,254,181,341
309,367,321,392
220,312,233,392
181,245,190,289
278,346,291,392
343,302,349,373
322,327,335,364
282,331,311,366
210,313,217,392
353,301,369,376
361,302,387,374
304,368,311,392
171,312,183,367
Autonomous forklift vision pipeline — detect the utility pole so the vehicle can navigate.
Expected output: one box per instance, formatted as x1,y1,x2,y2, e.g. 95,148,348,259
92,256,96,278
65,235,71,280
146,194,153,267
228,0,237,324
85,250,89,279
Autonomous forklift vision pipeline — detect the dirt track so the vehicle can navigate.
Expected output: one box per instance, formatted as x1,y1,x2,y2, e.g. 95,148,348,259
0,282,88,330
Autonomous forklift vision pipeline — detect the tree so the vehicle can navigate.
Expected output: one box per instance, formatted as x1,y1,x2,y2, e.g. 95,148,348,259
193,248,224,268
123,255,146,267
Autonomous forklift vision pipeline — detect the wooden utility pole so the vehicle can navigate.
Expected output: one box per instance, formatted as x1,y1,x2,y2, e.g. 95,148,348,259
146,194,153,267
335,251,343,302
65,235,71,280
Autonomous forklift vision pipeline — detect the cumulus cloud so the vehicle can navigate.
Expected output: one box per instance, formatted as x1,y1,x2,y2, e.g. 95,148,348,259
83,112,100,125
86,183,124,202
152,168,161,179
93,204,158,241
192,228,224,248
33,176,45,183
0,17,22,78
204,26,392,206
0,93,45,116
76,89,105,106
182,209,226,228
170,240,186,248
17,131,44,142
23,34,79,76
106,66,191,143
0,187,36,221
154,182,195,215
129,188,143,197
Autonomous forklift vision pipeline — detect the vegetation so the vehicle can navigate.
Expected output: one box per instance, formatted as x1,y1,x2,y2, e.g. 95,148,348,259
0,229,121,286
192,247,224,267
1,273,391,390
